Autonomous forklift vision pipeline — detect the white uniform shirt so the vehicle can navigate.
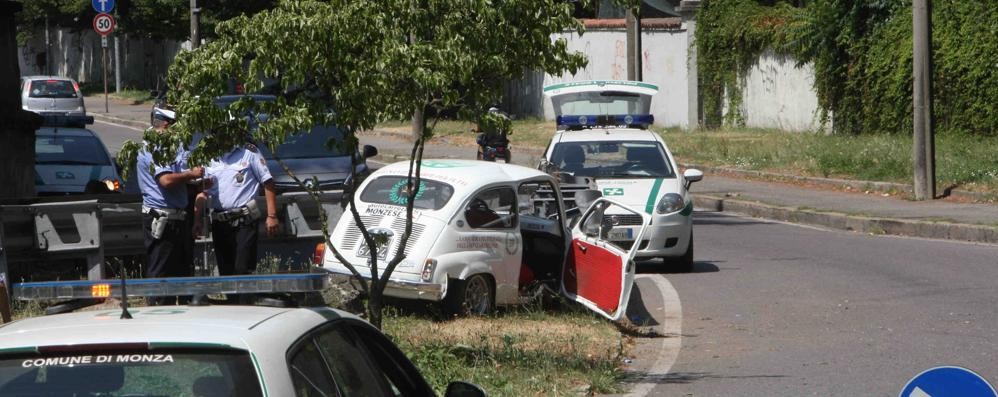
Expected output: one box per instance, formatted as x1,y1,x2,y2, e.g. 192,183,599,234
206,147,273,210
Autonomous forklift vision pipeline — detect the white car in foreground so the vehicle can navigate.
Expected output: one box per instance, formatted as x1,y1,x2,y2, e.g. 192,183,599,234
0,274,484,396
318,159,650,320
540,80,703,271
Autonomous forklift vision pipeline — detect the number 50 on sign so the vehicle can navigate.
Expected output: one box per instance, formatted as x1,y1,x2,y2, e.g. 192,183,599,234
93,13,115,36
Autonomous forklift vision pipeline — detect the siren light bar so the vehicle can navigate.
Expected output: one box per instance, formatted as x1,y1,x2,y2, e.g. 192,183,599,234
556,114,654,130
13,274,326,301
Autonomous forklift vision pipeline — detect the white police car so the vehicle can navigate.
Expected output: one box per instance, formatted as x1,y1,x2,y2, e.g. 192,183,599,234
317,159,650,320
540,81,703,271
0,275,484,396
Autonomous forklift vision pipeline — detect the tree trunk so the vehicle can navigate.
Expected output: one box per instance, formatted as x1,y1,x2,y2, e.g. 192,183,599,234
410,105,425,142
0,1,41,200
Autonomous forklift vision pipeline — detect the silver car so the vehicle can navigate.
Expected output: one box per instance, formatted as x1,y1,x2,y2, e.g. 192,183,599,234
20,75,86,116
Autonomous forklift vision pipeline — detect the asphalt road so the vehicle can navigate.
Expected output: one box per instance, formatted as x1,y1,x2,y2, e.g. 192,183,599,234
654,211,998,396
91,119,144,156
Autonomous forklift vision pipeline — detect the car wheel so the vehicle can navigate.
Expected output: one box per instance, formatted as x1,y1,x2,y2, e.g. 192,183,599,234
443,274,494,316
666,232,694,273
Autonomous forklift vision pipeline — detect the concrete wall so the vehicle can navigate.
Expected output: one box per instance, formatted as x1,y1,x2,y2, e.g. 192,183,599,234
18,28,184,90
506,20,693,129
739,50,823,132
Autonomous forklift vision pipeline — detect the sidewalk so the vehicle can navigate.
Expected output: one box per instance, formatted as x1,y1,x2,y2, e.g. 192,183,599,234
86,97,998,244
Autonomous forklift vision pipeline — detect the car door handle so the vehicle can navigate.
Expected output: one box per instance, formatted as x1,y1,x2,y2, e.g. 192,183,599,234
576,243,587,252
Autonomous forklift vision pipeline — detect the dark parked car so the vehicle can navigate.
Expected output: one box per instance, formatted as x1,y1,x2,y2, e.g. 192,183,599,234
214,95,378,192
34,116,123,195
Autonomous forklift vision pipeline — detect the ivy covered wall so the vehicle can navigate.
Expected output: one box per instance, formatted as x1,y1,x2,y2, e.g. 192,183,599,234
695,0,997,136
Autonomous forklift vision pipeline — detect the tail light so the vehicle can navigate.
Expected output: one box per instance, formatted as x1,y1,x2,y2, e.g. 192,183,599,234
72,81,80,94
313,243,326,266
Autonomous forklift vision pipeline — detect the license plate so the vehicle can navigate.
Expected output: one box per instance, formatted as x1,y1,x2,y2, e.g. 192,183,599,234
607,227,633,241
356,238,392,260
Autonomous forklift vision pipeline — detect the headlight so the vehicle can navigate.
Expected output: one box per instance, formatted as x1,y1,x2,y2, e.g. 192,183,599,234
656,193,684,214
102,179,121,192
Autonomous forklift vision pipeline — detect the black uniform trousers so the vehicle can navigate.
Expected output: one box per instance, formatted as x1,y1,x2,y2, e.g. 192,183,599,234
143,213,193,278
143,212,193,305
211,218,259,276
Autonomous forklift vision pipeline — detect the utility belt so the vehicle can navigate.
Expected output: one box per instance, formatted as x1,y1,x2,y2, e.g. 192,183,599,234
141,206,187,221
211,200,261,225
142,206,187,240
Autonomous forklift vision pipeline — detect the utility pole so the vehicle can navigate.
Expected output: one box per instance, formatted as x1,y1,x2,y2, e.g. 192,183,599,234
625,5,642,81
189,0,200,49
912,0,935,200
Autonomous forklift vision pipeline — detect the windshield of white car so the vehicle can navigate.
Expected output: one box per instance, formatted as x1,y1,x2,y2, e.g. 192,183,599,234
359,176,455,210
35,134,111,166
551,91,652,116
0,349,263,396
550,141,675,178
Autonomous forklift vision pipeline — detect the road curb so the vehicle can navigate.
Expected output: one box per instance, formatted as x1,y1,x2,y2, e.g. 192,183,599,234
694,194,998,244
90,112,149,130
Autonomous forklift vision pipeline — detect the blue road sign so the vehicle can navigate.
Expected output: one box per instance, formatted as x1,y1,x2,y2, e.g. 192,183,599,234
92,0,115,13
900,366,997,397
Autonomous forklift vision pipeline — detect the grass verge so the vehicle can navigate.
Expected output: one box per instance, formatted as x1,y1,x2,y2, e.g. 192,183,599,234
659,128,998,195
383,305,627,397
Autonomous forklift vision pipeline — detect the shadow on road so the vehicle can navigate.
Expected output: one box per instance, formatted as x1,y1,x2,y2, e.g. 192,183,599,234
636,260,720,274
693,211,771,226
619,371,789,386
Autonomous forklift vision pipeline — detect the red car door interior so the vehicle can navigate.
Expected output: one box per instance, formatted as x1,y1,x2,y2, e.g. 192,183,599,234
563,239,623,315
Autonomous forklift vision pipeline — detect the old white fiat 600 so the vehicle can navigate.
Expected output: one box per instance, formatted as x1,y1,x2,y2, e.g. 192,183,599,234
540,80,703,271
317,159,650,320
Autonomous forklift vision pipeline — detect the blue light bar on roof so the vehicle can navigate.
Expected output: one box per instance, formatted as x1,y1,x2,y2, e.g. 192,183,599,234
556,114,654,129
13,274,327,300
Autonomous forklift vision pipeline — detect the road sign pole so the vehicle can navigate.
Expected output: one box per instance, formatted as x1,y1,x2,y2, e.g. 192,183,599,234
103,45,108,113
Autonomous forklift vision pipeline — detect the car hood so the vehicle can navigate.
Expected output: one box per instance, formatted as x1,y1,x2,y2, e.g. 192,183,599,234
266,157,352,186
594,177,683,213
35,164,117,193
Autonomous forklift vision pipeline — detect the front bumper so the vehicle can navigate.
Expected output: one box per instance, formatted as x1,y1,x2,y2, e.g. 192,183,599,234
609,211,692,258
322,268,445,301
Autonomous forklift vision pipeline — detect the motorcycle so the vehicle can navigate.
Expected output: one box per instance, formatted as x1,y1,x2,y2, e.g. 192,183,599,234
476,133,511,162
475,108,512,162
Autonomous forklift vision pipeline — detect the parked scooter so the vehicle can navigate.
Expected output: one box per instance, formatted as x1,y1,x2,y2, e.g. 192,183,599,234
475,107,512,163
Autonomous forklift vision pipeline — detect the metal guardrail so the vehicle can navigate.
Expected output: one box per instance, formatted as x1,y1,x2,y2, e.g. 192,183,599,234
0,192,344,292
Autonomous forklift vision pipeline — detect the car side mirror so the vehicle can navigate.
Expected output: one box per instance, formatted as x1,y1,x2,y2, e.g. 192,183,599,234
444,381,487,397
362,144,378,158
683,168,704,190
149,90,160,99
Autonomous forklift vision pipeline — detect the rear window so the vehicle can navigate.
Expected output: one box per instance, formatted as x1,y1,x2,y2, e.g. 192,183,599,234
0,349,263,396
28,80,78,98
359,176,455,210
35,134,111,166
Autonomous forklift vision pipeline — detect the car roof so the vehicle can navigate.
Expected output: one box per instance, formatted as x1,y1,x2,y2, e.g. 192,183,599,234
554,128,663,143
0,305,352,352
375,159,551,187
35,127,98,137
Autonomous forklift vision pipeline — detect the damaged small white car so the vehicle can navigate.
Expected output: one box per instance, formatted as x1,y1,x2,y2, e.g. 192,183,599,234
317,159,649,320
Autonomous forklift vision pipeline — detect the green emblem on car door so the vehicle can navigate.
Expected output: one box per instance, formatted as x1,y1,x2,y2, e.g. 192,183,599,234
602,187,624,196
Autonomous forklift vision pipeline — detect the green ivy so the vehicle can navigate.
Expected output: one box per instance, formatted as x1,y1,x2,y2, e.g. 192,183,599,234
696,0,998,136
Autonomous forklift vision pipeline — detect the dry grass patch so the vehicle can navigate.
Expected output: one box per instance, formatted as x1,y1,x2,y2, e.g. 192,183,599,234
384,309,627,396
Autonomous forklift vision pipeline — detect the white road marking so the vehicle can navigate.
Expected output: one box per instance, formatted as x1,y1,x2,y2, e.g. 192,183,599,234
626,274,683,397
94,119,145,132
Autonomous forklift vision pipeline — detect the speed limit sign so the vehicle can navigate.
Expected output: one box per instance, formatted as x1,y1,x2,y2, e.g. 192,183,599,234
93,13,115,36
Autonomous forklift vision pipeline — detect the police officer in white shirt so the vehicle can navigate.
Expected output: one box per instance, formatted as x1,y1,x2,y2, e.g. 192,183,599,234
138,108,205,289
202,144,279,276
